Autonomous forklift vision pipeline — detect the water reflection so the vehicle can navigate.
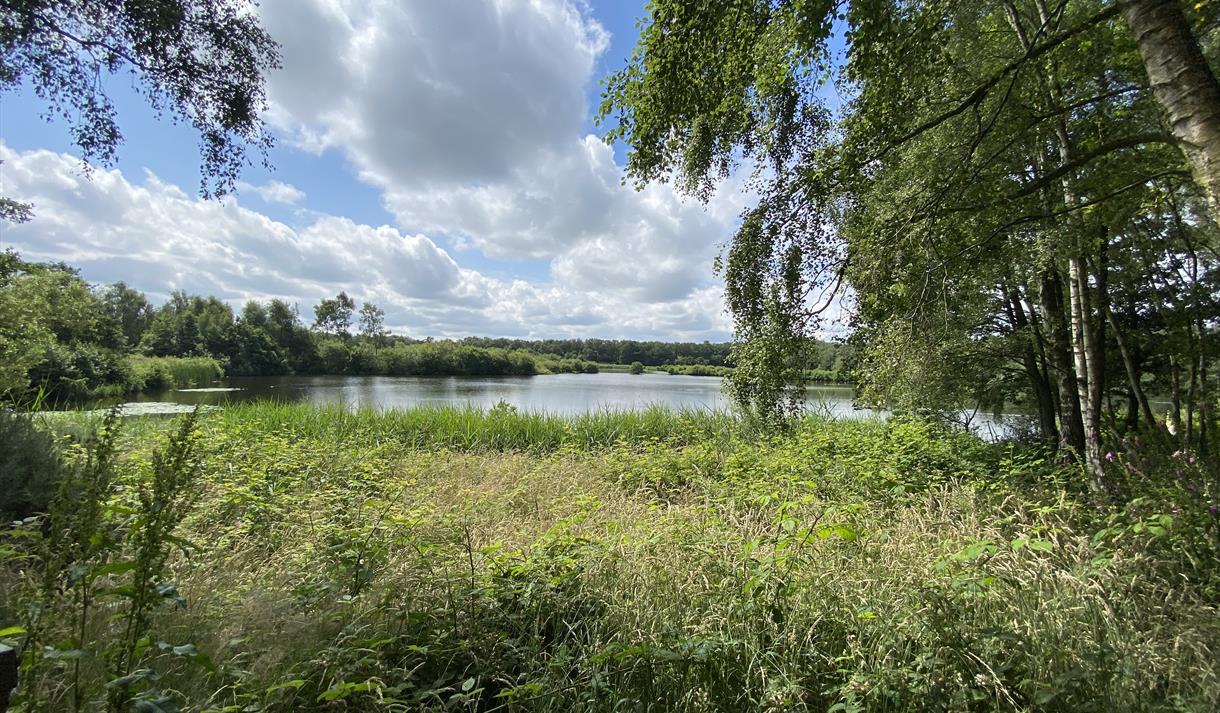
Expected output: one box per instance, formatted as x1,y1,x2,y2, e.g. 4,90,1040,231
118,372,860,415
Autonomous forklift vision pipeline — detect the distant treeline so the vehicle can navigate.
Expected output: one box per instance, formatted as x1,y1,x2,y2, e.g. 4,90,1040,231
658,364,853,383
460,336,857,373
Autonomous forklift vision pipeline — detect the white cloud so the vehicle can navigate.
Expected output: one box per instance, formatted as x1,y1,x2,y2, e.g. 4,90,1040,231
1,145,734,339
258,0,748,308
261,0,607,187
237,179,306,205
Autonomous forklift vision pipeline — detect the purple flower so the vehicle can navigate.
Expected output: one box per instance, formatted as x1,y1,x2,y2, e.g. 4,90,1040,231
1105,452,1115,462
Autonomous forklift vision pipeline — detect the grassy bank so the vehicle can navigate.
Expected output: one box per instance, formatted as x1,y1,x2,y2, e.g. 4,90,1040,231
3,405,1218,711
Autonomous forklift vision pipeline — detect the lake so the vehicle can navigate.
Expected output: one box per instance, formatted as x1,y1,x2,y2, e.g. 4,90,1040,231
99,372,1020,437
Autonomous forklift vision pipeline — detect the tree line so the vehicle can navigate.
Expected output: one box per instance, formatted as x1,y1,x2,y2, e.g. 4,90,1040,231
458,336,855,372
0,251,605,400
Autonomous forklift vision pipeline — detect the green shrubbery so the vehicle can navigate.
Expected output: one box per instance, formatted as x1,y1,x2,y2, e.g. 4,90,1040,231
0,410,66,520
659,364,853,383
4,406,1217,710
661,363,728,377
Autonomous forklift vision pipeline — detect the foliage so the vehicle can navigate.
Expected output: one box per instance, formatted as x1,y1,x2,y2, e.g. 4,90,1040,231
3,410,204,712
629,361,645,374
600,0,1219,469
0,0,280,197
0,410,65,520
357,302,386,340
4,405,1217,710
0,252,620,399
97,283,154,349
125,356,224,391
313,292,356,337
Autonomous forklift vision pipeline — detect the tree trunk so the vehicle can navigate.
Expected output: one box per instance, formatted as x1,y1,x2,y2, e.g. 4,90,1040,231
1068,255,1106,482
1168,354,1184,437
1040,270,1086,456
1124,389,1140,432
1016,0,1107,485
1120,0,1220,221
1105,303,1156,427
1008,287,1059,444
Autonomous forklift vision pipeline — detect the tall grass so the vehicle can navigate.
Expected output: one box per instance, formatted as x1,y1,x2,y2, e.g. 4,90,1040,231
3,405,1217,710
125,355,223,390
216,401,744,452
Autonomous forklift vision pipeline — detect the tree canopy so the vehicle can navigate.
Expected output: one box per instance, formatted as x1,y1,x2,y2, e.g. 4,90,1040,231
1,0,280,197
603,0,1220,481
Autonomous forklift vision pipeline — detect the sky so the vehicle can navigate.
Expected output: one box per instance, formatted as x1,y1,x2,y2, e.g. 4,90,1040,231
0,0,763,341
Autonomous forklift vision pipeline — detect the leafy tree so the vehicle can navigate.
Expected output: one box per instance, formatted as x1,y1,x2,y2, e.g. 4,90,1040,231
98,282,154,347
139,291,236,360
265,299,298,341
313,292,355,337
0,0,281,197
629,361,645,375
0,252,126,396
358,302,386,340
602,0,1219,476
241,300,268,328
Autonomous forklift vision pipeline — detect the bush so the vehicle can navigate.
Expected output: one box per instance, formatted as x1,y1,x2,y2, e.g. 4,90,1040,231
0,410,65,519
25,342,128,400
629,361,645,374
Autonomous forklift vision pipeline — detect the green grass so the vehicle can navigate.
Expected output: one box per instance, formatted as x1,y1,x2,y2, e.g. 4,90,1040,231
214,401,743,453
4,404,1218,711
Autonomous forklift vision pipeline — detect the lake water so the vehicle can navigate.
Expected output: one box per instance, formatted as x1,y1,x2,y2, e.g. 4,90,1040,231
123,372,845,414
103,373,1020,437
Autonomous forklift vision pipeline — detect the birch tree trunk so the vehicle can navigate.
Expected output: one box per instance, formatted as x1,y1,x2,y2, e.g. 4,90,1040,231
1120,0,1220,221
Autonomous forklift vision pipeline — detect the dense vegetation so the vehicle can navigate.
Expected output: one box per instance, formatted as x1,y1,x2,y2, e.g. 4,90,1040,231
459,337,856,373
0,251,608,402
602,0,1220,482
1,406,1217,711
659,364,852,383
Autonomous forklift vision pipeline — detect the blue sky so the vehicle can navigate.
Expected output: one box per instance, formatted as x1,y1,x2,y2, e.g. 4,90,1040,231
0,0,759,340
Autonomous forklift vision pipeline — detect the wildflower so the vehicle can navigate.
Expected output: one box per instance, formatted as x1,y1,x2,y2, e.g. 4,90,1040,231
1105,452,1115,462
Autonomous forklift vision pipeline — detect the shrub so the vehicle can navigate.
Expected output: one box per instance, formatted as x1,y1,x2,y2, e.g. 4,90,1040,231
629,361,645,374
0,410,65,519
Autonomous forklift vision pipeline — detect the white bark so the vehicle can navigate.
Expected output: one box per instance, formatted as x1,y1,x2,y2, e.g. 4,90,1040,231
1121,0,1220,222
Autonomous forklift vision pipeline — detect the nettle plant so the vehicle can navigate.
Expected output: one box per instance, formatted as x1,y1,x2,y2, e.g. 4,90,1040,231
2,409,207,712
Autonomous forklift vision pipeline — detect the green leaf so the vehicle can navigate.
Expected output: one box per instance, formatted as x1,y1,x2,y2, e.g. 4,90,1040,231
0,626,26,638
43,646,93,660
95,560,137,577
106,668,160,689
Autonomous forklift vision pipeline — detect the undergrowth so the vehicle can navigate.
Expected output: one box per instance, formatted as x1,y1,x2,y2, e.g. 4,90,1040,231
1,404,1217,711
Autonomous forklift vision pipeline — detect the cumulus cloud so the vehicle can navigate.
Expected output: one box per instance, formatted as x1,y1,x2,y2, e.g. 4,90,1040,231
237,179,306,205
1,145,733,339
258,0,748,307
261,0,607,187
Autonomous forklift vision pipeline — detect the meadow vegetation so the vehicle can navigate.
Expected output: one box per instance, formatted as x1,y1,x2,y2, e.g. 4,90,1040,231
2,404,1217,711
